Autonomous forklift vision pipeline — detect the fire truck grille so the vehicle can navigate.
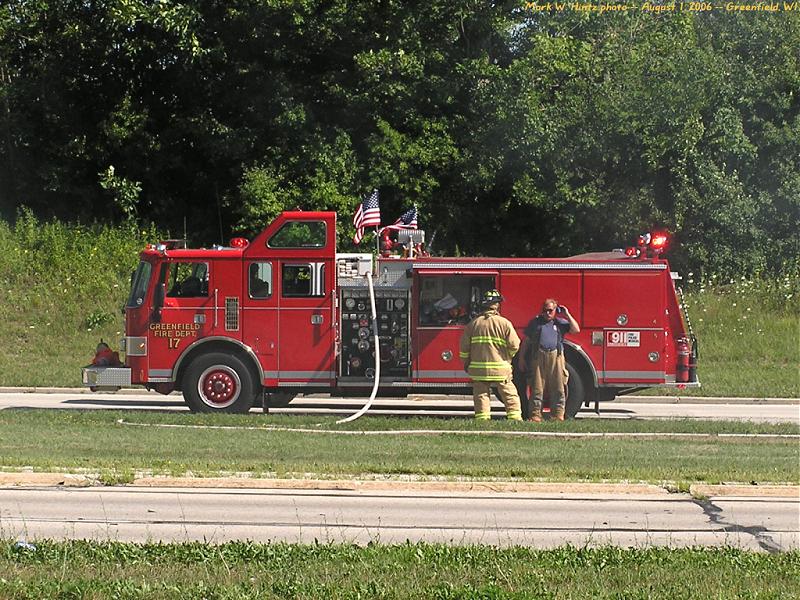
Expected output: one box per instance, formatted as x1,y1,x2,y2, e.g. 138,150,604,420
225,297,239,331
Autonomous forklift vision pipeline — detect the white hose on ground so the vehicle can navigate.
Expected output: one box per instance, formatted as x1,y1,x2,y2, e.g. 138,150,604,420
336,270,380,424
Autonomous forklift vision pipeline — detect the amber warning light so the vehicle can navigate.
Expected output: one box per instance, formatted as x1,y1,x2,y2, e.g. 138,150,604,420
626,231,670,258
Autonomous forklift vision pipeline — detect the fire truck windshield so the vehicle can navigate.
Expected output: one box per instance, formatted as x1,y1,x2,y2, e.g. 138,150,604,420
126,261,152,307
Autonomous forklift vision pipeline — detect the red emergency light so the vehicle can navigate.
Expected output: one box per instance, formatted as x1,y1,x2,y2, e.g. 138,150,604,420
629,230,670,259
650,231,668,250
229,237,249,248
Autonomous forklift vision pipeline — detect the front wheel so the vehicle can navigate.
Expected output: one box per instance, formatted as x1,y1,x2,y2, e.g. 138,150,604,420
564,362,586,419
183,352,256,413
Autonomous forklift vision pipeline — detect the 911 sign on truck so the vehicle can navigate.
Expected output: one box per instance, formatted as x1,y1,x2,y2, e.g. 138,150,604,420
82,211,699,418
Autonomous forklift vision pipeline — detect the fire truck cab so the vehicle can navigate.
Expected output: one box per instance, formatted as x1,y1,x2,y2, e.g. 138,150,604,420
83,211,699,417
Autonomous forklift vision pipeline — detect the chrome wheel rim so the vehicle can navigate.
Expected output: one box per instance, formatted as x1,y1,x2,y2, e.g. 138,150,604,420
197,365,241,408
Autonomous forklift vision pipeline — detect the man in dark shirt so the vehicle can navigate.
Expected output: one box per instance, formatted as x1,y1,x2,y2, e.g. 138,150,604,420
518,298,580,421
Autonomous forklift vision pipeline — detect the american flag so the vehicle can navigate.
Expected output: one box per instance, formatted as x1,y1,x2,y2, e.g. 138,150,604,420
384,206,418,231
353,189,381,244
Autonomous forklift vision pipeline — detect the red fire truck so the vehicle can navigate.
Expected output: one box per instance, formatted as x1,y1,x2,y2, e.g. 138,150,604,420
82,210,699,418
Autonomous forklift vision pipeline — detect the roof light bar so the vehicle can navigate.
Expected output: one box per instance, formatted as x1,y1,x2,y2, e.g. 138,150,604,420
629,230,670,259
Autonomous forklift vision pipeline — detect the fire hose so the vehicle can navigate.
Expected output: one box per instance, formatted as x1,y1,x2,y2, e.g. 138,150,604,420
336,270,380,424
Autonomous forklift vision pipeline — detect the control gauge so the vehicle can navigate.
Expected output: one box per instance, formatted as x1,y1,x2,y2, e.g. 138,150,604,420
345,297,356,309
358,327,370,339
394,298,405,310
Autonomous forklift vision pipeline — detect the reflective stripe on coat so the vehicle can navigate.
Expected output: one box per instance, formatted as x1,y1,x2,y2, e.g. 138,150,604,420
459,309,520,381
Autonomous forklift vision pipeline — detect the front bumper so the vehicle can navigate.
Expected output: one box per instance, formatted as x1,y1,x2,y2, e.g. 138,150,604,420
81,366,132,391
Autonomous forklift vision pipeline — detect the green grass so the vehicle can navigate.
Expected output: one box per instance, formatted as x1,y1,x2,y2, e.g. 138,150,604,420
0,212,797,397
1,410,797,484
1,541,798,599
645,273,800,398
0,210,157,387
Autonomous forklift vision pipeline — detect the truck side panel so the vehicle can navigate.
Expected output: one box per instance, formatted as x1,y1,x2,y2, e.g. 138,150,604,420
584,271,668,384
499,271,582,335
583,271,664,329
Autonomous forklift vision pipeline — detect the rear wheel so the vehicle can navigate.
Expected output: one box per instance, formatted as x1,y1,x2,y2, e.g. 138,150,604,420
512,366,531,420
596,388,617,403
564,362,586,419
183,352,255,413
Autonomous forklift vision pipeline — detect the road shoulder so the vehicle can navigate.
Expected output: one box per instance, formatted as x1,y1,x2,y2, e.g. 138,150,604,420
1,471,798,498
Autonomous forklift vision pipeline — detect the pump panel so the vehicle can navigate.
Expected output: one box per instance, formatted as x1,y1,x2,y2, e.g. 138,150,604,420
339,288,410,379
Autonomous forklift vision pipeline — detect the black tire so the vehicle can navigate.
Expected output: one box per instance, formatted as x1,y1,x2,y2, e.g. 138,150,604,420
564,361,586,419
265,392,297,408
596,388,617,403
183,352,256,413
512,366,531,420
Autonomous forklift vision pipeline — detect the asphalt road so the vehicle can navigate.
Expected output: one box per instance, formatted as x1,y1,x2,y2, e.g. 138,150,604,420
0,390,798,423
2,389,797,551
2,485,797,551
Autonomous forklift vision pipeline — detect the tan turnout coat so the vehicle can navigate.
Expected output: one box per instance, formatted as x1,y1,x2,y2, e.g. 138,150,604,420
459,309,520,381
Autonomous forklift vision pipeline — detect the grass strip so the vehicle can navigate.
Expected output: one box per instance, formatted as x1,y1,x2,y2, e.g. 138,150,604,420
1,410,798,484
1,541,798,599
93,409,800,433
114,417,800,438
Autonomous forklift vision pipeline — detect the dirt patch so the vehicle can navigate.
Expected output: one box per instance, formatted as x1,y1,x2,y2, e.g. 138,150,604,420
131,476,668,496
691,484,799,498
0,472,93,487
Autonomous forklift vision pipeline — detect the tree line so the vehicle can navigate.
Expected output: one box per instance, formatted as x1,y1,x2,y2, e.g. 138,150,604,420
0,1,797,277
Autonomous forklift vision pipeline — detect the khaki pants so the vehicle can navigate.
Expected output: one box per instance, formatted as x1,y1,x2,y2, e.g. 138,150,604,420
527,349,567,416
472,377,522,420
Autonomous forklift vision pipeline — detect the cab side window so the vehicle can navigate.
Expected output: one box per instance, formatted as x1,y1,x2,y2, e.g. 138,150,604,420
282,263,325,297
268,221,326,248
166,262,209,298
249,262,272,299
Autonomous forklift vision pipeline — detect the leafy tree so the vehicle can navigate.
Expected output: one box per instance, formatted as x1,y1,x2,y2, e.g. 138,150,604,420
0,2,796,276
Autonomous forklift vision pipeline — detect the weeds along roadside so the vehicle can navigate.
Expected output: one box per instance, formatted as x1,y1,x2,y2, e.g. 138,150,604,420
665,266,800,398
0,210,160,386
1,542,798,599
0,211,797,396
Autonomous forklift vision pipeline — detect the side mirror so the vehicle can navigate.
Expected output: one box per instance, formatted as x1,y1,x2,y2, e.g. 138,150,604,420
152,283,165,323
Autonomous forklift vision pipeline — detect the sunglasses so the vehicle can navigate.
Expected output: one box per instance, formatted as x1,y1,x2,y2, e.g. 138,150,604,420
543,308,555,313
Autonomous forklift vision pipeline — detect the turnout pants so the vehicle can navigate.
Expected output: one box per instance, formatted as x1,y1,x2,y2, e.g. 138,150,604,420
472,377,522,421
527,349,567,417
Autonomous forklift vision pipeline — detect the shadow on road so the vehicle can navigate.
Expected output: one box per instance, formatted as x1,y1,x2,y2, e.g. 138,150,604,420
62,398,185,409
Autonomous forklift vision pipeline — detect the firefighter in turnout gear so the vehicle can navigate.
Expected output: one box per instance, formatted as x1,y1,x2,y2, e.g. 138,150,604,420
459,289,522,421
